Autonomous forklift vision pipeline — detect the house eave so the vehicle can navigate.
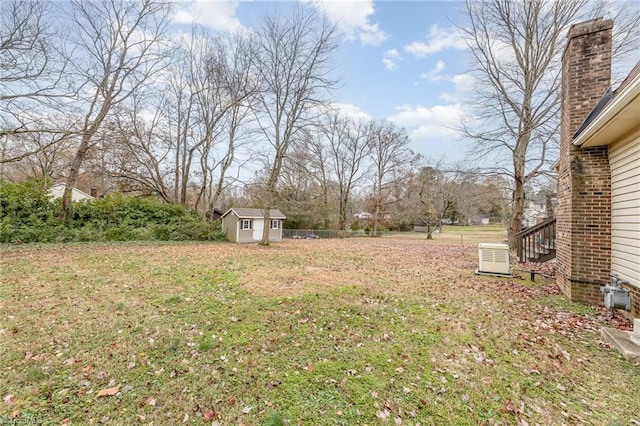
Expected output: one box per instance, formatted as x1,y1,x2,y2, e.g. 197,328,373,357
573,72,640,148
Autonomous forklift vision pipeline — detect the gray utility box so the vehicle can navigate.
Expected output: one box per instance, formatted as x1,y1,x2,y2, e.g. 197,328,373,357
601,273,631,311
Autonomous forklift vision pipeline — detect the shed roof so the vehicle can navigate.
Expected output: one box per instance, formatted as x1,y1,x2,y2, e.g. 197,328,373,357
222,208,286,220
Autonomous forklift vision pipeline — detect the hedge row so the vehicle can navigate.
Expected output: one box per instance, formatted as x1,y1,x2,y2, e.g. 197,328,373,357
0,179,226,243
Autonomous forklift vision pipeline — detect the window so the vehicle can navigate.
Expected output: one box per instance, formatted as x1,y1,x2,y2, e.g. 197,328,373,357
240,219,252,230
270,220,279,229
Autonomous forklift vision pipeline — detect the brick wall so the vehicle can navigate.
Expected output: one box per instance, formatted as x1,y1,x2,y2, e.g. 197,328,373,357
627,284,640,317
556,19,613,304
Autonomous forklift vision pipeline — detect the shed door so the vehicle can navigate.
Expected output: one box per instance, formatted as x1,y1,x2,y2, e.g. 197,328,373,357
253,219,263,241
609,131,640,289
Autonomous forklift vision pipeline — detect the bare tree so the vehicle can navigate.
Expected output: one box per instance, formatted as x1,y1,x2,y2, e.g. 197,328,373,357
195,34,259,215
252,6,338,245
367,121,414,236
59,0,171,218
0,0,71,144
320,113,372,230
108,91,175,201
414,164,466,239
278,144,326,227
278,128,331,229
101,29,256,212
459,0,640,245
145,29,257,210
20,131,74,181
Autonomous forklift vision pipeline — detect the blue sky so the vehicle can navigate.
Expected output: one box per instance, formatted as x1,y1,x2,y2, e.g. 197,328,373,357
174,0,474,160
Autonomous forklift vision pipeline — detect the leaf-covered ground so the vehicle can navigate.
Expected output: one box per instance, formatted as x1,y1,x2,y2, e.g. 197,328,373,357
1,237,638,425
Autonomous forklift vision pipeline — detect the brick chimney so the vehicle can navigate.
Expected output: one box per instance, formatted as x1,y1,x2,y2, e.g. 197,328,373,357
556,19,613,304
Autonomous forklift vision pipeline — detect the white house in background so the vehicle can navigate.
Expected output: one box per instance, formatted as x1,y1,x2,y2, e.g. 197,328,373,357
221,208,286,243
48,184,94,202
353,211,372,220
522,197,547,227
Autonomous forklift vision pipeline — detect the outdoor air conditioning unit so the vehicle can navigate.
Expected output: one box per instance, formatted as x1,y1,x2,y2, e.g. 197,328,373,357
478,243,510,275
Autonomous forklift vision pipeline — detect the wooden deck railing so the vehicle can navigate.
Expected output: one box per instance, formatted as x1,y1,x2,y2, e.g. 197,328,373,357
515,217,556,262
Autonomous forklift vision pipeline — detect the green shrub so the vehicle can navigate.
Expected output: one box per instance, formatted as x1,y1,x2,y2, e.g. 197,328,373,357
153,224,172,241
0,178,60,243
103,225,134,241
0,179,224,243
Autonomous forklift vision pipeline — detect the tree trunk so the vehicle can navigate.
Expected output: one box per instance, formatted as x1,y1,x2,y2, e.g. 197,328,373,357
59,136,91,220
260,180,277,245
372,202,380,237
260,207,271,246
338,194,348,230
509,176,525,247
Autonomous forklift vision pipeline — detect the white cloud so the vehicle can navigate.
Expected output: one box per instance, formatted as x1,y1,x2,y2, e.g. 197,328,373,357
388,104,466,140
439,73,476,102
404,25,467,58
382,49,403,71
452,73,475,92
331,102,372,121
306,0,387,46
174,0,245,33
358,23,387,46
420,60,445,81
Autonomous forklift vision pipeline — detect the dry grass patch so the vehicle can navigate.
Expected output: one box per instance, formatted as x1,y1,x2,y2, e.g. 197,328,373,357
1,238,638,425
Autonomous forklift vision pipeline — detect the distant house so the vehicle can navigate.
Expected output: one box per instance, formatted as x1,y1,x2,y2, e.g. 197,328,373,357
353,211,372,220
206,208,224,222
522,198,547,227
522,195,556,227
48,183,94,202
221,208,286,243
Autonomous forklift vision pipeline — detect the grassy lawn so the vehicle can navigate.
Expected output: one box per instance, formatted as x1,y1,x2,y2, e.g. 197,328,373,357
386,225,507,244
1,236,638,425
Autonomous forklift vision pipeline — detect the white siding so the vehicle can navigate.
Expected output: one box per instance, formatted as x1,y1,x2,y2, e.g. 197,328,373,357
609,129,640,289
49,184,93,201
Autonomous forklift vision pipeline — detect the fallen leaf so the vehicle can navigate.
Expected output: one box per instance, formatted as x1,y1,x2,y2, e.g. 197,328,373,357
242,406,253,414
376,409,391,420
204,409,218,420
96,386,119,397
